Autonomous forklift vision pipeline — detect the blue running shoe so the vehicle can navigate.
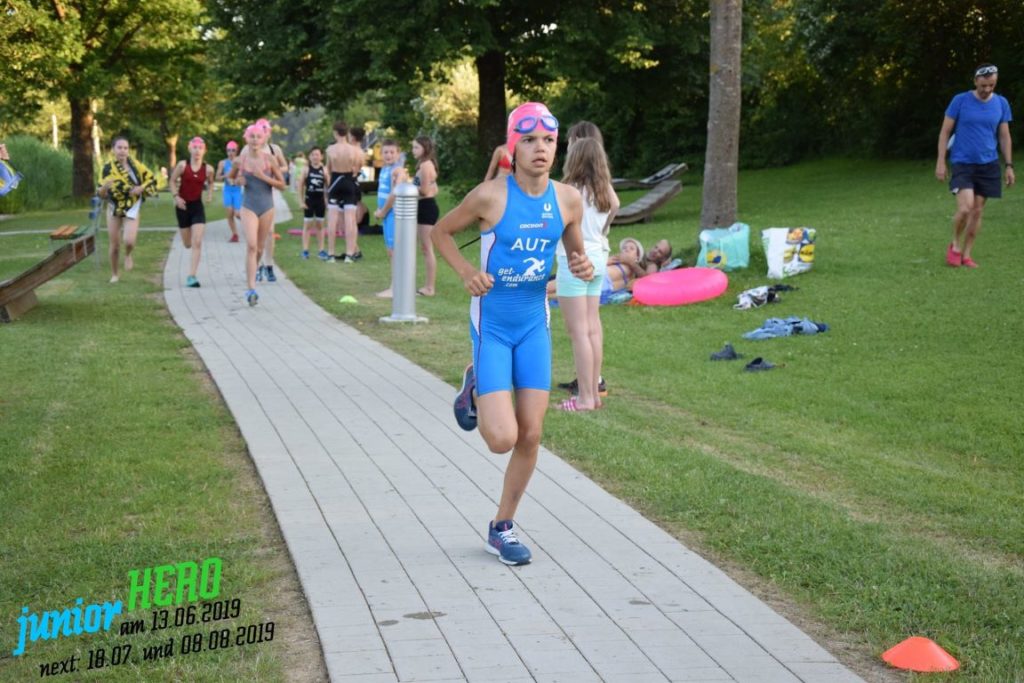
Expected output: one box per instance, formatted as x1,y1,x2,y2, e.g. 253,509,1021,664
318,250,330,261
246,289,259,307
266,265,277,282
185,275,200,288
453,364,477,431
302,250,309,260
256,265,265,282
486,520,532,565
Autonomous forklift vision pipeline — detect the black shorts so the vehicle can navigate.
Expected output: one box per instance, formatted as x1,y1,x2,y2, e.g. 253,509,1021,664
950,162,1002,199
417,197,439,225
304,195,325,219
176,200,206,228
328,173,359,209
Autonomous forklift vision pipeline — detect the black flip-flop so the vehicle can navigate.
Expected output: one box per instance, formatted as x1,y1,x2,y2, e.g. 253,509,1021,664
744,357,776,372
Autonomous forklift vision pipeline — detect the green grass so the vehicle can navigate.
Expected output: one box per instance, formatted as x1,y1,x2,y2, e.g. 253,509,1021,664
0,211,321,680
273,159,1024,681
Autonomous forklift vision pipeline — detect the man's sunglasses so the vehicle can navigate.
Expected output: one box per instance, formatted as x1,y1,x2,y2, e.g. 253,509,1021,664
975,66,998,77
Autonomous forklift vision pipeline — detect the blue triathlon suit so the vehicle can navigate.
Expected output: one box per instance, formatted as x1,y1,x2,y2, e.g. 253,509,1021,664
377,163,399,249
471,175,564,395
222,158,242,210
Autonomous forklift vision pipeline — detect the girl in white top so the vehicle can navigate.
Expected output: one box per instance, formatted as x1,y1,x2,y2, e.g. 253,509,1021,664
554,133,619,411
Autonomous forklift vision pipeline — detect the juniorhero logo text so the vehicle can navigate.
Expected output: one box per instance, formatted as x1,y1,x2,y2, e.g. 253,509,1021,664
11,557,222,658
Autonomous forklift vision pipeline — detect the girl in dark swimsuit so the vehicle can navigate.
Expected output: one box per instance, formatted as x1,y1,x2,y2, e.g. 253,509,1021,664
228,123,286,306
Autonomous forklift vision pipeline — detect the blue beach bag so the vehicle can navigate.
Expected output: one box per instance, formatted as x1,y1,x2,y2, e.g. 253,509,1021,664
697,222,750,272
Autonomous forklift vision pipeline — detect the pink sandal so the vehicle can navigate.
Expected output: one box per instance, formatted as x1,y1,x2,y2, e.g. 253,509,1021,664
556,397,596,412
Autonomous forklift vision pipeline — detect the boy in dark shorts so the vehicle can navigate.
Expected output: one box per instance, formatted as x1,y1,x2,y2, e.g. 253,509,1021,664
299,146,327,259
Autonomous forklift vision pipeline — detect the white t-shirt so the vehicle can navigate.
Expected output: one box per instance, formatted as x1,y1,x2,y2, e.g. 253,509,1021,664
556,189,610,258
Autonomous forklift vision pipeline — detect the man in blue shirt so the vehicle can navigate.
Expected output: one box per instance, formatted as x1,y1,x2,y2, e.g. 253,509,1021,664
936,64,1015,268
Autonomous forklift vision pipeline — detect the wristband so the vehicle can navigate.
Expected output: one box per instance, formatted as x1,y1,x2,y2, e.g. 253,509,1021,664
1005,163,1014,168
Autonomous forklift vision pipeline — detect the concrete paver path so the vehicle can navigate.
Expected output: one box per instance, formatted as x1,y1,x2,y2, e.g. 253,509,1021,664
164,197,864,682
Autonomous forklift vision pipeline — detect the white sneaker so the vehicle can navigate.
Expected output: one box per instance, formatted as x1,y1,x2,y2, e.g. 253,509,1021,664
109,275,120,284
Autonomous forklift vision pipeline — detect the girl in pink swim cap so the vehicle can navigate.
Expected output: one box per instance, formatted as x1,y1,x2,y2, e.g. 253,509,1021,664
429,101,595,566
216,141,242,241
505,102,559,171
169,136,215,288
228,122,287,305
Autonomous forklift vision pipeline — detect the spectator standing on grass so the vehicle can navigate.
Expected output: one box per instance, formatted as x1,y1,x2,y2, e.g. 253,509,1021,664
374,139,408,298
298,146,327,260
98,136,158,283
554,132,619,412
324,122,364,263
412,136,439,296
936,63,1014,268
431,102,593,566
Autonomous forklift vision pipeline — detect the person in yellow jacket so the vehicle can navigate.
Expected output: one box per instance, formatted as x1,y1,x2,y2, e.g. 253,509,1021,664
98,136,158,283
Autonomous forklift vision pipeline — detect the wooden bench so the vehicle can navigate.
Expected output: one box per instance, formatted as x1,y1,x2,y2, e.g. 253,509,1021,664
611,180,683,226
0,234,96,322
50,224,90,240
612,162,688,191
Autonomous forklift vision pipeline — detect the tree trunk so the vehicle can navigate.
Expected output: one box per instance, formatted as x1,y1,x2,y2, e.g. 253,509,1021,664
700,0,743,229
476,50,507,171
69,96,96,199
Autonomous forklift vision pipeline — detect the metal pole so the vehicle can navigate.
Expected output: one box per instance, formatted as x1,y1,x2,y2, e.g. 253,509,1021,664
379,182,428,324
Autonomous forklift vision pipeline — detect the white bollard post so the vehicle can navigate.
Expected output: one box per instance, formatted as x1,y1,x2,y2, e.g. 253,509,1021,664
380,182,428,324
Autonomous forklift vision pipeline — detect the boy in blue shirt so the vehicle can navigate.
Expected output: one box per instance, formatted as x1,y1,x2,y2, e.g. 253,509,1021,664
936,64,1015,267
374,139,406,298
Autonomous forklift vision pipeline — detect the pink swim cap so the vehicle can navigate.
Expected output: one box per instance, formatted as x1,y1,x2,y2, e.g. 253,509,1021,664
189,136,205,148
226,140,238,150
506,102,559,154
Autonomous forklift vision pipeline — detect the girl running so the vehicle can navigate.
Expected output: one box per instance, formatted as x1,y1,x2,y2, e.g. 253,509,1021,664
229,123,286,306
169,137,215,288
432,102,593,565
97,136,158,283
216,141,242,242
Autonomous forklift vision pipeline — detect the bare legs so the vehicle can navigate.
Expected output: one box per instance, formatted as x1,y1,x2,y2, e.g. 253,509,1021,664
225,207,238,240
343,206,358,257
241,207,271,289
179,224,206,278
376,248,394,298
476,389,548,522
559,295,603,409
327,207,341,257
107,213,139,282
951,189,987,262
417,224,436,295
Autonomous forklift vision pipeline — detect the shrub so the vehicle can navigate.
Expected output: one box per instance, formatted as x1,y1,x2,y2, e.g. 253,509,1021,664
0,135,74,213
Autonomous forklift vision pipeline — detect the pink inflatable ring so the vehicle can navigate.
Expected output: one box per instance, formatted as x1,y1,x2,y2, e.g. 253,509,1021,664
632,267,729,306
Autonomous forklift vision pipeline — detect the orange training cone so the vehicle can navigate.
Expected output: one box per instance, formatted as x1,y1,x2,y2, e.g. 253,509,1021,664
882,636,959,672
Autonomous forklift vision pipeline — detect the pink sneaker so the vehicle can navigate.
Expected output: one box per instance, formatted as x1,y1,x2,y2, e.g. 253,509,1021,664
945,244,961,267
229,234,240,243
961,256,979,268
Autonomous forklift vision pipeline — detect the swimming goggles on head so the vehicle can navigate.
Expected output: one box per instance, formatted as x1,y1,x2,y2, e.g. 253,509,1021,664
975,65,998,77
512,114,559,135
